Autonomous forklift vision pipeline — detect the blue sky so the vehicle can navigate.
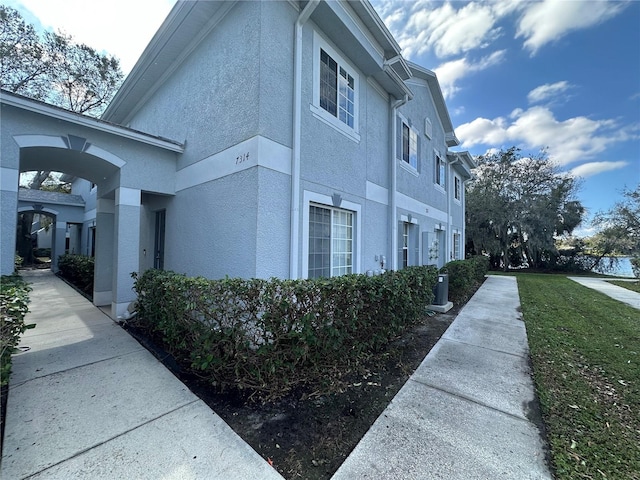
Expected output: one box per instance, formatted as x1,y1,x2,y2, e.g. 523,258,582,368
6,0,640,237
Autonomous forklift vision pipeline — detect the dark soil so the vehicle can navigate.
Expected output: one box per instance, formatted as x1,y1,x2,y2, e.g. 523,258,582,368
124,305,462,479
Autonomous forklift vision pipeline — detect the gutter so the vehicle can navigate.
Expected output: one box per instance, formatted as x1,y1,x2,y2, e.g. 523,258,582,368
389,94,409,271
290,0,320,279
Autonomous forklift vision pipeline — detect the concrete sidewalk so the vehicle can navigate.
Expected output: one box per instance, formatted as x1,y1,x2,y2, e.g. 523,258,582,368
568,276,640,310
1,270,284,480
332,275,553,479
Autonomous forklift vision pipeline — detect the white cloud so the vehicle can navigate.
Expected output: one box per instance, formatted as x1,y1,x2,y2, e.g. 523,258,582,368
457,106,637,166
7,0,176,74
435,50,506,99
527,81,573,104
516,0,628,55
570,161,630,178
376,0,516,60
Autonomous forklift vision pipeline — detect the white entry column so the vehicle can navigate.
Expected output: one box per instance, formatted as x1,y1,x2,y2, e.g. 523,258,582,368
112,187,141,319
0,167,19,275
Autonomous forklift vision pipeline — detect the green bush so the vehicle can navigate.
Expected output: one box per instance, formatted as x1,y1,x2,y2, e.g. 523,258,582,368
33,248,51,258
1,275,33,385
57,254,94,296
14,254,23,269
132,266,437,401
440,255,489,303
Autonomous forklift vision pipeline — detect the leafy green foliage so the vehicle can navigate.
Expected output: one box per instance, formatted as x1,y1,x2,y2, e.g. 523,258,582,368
57,254,94,296
518,274,640,479
466,147,584,271
132,267,438,402
440,255,489,303
0,275,33,385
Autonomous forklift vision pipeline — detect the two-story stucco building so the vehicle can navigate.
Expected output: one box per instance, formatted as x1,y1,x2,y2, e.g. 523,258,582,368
0,0,474,318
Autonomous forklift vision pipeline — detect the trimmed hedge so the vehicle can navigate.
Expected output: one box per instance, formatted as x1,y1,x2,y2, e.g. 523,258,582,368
132,266,437,401
57,254,94,296
440,255,489,303
1,275,33,386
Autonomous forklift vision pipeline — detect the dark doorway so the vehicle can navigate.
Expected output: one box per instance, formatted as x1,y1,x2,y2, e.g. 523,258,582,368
154,210,166,270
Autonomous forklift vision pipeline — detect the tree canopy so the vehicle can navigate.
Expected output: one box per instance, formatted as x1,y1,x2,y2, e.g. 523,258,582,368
466,147,584,271
1,5,123,117
2,5,124,265
588,185,640,275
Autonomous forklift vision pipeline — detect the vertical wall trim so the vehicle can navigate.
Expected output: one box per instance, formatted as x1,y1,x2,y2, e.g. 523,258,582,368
290,0,320,280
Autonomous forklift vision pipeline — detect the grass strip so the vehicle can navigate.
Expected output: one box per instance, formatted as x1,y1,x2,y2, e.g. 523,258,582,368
516,274,639,479
607,280,640,294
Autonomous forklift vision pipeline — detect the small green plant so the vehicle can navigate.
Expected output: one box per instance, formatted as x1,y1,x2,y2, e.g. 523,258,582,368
1,275,34,385
440,255,489,303
14,254,23,270
57,254,94,296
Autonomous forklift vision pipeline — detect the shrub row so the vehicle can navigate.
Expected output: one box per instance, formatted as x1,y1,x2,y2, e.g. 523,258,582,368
57,254,94,296
132,266,437,401
0,275,33,386
440,255,489,303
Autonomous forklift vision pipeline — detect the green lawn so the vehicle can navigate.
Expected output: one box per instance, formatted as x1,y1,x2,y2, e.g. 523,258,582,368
608,280,640,294
516,274,640,480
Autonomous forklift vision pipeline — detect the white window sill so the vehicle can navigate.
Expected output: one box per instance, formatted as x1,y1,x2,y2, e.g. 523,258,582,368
398,159,419,177
434,184,446,194
454,198,461,205
310,104,360,143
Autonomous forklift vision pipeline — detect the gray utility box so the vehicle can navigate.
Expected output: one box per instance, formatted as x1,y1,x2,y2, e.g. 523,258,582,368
433,273,449,305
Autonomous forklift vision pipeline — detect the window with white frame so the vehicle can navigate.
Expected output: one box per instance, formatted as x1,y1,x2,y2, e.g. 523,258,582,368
453,232,461,260
435,154,446,188
402,222,409,268
454,176,461,201
402,122,418,169
308,204,353,278
320,48,355,129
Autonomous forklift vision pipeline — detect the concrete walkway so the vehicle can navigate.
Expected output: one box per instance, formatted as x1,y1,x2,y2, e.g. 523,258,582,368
568,276,640,310
332,275,553,479
1,270,284,480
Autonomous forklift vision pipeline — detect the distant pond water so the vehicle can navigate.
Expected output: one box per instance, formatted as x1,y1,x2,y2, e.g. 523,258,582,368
593,256,635,278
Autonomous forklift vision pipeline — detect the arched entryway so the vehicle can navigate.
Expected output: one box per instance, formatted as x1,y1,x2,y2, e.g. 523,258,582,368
1,91,183,318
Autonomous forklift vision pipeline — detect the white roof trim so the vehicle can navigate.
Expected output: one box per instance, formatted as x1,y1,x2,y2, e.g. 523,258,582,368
1,91,184,153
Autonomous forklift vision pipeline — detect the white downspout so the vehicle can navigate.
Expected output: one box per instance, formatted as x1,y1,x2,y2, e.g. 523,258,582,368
290,0,320,279
389,95,408,271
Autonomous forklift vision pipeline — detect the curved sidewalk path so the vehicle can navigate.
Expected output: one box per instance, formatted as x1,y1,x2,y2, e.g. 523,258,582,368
1,270,283,480
568,276,640,310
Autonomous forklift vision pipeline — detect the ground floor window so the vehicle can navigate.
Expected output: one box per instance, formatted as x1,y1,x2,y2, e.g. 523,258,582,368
453,232,461,260
308,204,353,278
402,222,409,268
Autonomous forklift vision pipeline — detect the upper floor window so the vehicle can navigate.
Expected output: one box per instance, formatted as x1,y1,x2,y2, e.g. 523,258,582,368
320,49,355,128
454,176,461,201
312,32,360,141
435,154,446,189
402,122,418,169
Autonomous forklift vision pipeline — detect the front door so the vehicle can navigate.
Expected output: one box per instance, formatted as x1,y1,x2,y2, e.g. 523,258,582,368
154,210,166,270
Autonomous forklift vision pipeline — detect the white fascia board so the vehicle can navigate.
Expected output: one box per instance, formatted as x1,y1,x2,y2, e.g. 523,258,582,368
1,91,184,153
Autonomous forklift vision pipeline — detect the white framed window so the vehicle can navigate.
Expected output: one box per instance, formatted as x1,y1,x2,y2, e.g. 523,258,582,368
402,122,418,170
453,232,461,260
454,176,461,201
312,32,360,141
435,154,446,189
402,222,409,268
308,204,354,278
